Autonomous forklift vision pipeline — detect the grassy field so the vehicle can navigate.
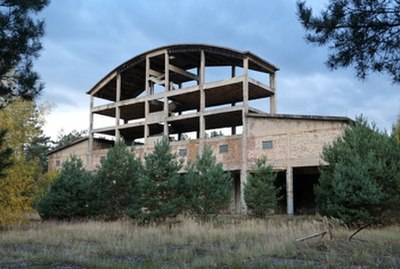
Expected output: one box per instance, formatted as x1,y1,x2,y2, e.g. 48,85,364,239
0,215,399,269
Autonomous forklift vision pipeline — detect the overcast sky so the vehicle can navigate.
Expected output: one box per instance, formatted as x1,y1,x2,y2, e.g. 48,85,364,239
36,0,400,139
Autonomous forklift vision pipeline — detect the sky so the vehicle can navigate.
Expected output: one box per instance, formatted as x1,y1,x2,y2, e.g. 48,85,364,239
35,0,400,140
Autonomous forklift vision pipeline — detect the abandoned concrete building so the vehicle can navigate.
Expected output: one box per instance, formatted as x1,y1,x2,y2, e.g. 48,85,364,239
48,44,351,215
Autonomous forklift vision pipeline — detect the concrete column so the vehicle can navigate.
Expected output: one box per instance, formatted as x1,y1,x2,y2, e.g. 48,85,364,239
286,166,294,215
88,95,94,169
163,52,169,137
231,102,236,135
240,57,249,213
270,73,276,114
115,73,121,141
144,56,150,141
199,50,206,153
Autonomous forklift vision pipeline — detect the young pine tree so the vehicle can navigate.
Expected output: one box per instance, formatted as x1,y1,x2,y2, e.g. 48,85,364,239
185,147,232,222
91,139,142,220
36,155,94,220
244,158,280,218
130,138,184,224
316,116,400,226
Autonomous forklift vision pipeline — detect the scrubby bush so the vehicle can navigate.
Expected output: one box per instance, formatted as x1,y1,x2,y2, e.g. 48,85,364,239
316,116,400,226
185,147,232,222
244,158,280,218
36,156,94,220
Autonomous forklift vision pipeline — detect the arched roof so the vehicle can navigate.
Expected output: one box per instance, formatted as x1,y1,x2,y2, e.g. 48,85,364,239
88,44,279,101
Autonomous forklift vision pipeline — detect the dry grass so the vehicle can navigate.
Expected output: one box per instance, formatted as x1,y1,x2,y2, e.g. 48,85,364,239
0,215,399,268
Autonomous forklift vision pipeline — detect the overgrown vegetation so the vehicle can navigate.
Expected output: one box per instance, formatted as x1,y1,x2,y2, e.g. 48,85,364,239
0,99,52,225
244,157,280,218
36,139,236,224
0,216,399,269
316,116,400,226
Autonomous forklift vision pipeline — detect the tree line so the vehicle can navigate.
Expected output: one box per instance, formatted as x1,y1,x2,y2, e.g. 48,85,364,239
37,139,233,223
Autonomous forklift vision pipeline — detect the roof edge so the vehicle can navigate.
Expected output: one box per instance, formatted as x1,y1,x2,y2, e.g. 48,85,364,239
246,112,353,123
87,43,279,95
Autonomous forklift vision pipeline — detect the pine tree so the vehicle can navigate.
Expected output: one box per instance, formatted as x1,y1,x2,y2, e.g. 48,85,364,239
0,0,49,106
91,139,142,220
297,0,400,83
316,116,400,226
130,138,184,223
244,158,280,218
393,114,400,144
36,156,94,220
184,147,232,222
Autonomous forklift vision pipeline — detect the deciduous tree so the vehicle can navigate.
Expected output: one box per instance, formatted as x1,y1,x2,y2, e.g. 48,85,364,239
0,99,51,224
297,0,400,83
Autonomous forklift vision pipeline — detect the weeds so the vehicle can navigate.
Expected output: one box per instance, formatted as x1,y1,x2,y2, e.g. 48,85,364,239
0,215,399,268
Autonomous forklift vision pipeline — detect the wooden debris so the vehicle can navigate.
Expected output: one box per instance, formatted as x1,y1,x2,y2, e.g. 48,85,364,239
348,223,371,242
295,230,328,242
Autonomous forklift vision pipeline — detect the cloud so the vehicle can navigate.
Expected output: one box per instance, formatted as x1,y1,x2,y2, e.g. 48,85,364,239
35,0,400,138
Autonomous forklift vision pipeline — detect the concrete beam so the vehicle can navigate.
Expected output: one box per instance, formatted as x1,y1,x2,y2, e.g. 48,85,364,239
169,64,199,82
88,71,117,96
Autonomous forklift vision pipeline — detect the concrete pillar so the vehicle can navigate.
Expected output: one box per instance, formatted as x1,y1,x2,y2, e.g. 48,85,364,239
115,73,121,141
240,57,249,213
144,56,150,141
269,73,276,114
88,95,94,169
199,50,206,153
286,166,294,215
163,52,169,137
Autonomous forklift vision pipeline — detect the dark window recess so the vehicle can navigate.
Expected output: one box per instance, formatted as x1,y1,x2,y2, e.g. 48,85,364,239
219,144,228,153
100,156,106,162
262,140,273,149
178,148,187,157
55,160,61,167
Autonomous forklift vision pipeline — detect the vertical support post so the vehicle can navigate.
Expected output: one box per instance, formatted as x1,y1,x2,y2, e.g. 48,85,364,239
163,52,169,138
231,67,236,134
115,73,121,141
269,73,276,114
286,166,294,215
88,94,94,169
199,50,206,153
144,56,150,142
240,57,249,213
